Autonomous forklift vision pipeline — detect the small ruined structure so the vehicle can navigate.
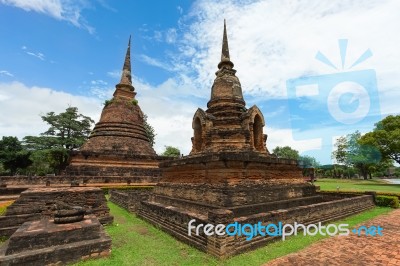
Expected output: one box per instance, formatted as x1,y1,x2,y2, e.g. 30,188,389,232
65,37,166,184
111,21,376,258
0,215,111,265
0,187,113,237
0,188,112,265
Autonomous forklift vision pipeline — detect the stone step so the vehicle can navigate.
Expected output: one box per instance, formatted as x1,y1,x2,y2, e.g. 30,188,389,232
0,226,20,238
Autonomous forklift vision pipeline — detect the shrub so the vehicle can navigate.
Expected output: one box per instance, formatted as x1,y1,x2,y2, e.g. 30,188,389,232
104,98,114,107
0,200,14,216
375,195,399,208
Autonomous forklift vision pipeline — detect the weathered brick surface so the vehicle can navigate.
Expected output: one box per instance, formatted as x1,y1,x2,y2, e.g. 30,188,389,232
109,188,153,212
189,23,269,155
138,194,375,258
0,174,161,186
0,187,113,237
0,215,111,266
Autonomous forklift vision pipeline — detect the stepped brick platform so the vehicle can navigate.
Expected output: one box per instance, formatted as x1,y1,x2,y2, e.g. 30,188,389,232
110,21,377,258
65,37,168,183
0,215,111,265
0,175,160,186
0,187,113,237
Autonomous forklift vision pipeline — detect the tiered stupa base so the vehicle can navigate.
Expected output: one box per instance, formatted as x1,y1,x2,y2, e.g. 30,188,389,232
66,151,167,184
133,152,375,258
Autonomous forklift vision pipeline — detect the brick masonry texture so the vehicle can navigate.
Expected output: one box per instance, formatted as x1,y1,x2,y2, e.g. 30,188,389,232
0,215,111,266
0,187,113,237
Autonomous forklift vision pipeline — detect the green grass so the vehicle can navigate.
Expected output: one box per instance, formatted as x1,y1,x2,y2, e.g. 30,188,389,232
0,200,13,216
317,178,400,194
76,202,392,266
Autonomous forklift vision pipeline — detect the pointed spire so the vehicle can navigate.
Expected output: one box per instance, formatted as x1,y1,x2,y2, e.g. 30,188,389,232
221,19,230,62
119,35,132,86
218,19,234,70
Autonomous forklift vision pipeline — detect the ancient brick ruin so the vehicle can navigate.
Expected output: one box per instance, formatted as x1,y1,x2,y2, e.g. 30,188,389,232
65,37,168,184
0,215,111,265
110,22,376,258
0,187,113,237
0,186,112,265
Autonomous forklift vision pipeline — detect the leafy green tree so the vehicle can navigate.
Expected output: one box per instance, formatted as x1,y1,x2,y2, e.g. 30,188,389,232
360,115,400,164
27,150,52,176
143,114,156,148
162,146,181,157
272,146,299,160
0,136,32,175
298,155,320,168
333,131,381,179
23,107,94,174
369,159,394,178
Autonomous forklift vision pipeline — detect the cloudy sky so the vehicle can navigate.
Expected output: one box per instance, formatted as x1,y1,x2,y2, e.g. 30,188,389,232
0,0,399,164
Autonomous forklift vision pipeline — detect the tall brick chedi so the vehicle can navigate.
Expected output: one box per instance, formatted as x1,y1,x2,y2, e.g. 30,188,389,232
134,21,375,258
191,21,268,154
66,38,163,183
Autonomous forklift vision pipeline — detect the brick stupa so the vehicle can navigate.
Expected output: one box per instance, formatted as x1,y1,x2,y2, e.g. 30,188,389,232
66,38,165,183
134,21,376,257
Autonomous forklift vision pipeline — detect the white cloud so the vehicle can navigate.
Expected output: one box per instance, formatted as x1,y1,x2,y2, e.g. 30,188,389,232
177,5,183,14
153,31,162,42
166,28,178,44
0,0,95,34
90,79,107,85
26,51,45,61
175,0,400,102
0,81,102,140
0,70,14,77
139,54,172,71
107,70,121,79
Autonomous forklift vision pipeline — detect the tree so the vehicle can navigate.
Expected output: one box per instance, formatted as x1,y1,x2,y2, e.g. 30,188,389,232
360,115,400,164
332,131,381,179
272,146,299,160
23,107,94,174
0,136,32,175
40,106,94,150
143,114,156,148
162,146,181,157
298,155,320,168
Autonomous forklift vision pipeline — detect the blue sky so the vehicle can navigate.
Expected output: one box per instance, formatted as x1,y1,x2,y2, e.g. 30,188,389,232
0,0,399,164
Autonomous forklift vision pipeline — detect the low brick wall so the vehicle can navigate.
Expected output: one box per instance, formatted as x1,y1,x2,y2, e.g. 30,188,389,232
138,193,375,258
109,188,153,213
0,175,157,186
0,187,27,195
109,189,376,258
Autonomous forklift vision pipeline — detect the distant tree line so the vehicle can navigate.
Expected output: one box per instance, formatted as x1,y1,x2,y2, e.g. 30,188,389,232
331,115,400,180
272,115,400,179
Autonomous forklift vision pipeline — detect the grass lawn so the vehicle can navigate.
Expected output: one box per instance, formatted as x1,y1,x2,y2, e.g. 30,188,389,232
76,202,392,266
317,178,400,194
